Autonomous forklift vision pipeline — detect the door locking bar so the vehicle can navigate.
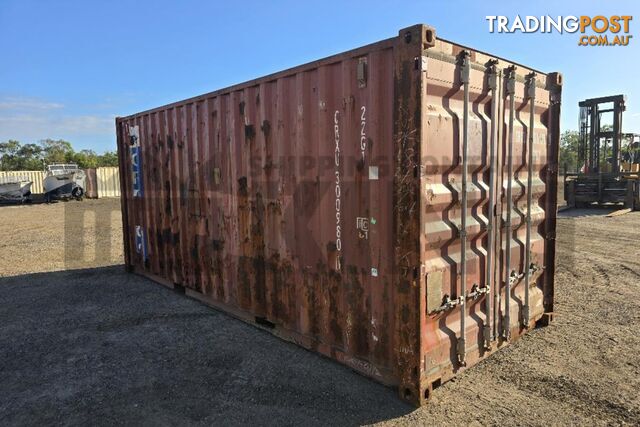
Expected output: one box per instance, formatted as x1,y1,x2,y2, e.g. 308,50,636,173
508,263,542,286
434,294,463,313
468,283,490,300
434,283,488,314
502,65,517,341
509,269,521,285
457,50,471,366
484,59,499,350
522,72,536,329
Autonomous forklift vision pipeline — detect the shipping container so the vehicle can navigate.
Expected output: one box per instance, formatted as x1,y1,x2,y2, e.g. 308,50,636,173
116,24,561,406
85,168,98,198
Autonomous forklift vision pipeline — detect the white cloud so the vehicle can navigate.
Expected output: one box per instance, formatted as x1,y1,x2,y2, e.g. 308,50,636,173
0,114,115,140
0,96,64,111
0,95,116,143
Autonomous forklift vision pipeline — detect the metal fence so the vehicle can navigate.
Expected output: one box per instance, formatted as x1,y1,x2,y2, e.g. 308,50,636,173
0,167,120,198
96,167,121,198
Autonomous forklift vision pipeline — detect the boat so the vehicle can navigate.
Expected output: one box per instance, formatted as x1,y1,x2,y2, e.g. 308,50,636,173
43,164,86,202
0,176,33,203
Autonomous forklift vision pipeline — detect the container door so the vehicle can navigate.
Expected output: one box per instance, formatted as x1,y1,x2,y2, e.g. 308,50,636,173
422,45,555,386
496,68,548,340
422,49,502,371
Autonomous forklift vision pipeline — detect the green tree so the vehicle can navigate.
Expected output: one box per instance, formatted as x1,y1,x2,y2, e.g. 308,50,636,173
0,140,44,170
97,151,119,167
0,140,21,170
622,134,640,164
560,130,580,173
0,139,119,171
17,143,44,170
72,149,99,169
41,139,74,164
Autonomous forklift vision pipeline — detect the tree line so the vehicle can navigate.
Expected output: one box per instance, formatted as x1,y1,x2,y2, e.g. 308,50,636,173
0,133,633,174
560,130,640,173
0,139,118,171
560,131,579,173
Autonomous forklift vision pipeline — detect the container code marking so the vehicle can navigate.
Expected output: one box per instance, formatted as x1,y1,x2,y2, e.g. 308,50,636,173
360,106,367,160
135,225,148,261
129,125,143,197
334,110,342,269
357,217,369,239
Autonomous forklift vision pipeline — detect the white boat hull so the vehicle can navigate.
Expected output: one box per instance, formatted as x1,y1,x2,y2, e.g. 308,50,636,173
43,169,85,201
44,173,75,193
0,181,32,202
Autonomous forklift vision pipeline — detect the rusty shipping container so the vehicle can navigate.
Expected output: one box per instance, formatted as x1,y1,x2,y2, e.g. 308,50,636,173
116,24,561,405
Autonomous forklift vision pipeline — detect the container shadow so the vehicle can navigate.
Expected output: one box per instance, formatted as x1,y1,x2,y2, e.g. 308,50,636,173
557,207,619,218
0,193,89,207
0,266,414,426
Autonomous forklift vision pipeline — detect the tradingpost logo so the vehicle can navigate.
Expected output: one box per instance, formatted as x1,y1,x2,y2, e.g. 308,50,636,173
486,15,633,46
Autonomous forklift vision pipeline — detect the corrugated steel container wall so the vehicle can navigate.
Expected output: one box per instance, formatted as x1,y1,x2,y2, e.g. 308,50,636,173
116,24,560,406
420,39,561,394
96,167,121,198
0,171,45,194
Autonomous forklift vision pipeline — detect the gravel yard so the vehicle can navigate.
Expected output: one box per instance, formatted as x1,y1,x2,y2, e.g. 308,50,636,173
0,199,123,277
1,199,639,425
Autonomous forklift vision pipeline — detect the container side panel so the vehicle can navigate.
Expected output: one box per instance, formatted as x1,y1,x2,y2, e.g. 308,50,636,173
117,44,399,385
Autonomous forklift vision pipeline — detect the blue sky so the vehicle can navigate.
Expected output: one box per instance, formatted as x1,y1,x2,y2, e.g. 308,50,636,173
1,0,638,153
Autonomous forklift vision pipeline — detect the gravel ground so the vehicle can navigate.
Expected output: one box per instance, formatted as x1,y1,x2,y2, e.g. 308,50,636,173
557,176,565,207
0,199,123,277
0,200,639,426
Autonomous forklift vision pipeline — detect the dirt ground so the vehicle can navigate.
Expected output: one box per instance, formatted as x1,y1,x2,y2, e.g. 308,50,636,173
1,199,639,426
557,176,565,207
0,198,123,277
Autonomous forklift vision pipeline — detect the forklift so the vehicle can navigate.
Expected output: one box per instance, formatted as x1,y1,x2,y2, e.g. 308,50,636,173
564,95,640,209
